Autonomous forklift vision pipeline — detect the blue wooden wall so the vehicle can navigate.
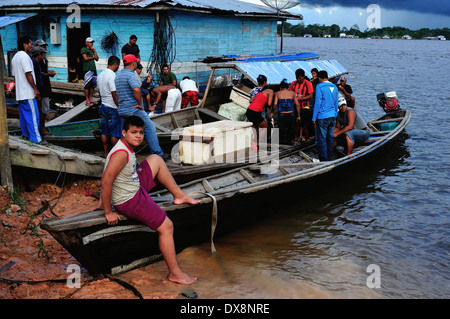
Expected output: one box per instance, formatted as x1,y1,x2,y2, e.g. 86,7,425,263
1,10,277,86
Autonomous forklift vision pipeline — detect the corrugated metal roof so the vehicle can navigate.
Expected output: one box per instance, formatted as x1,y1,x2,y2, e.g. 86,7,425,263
212,59,348,85
0,0,276,14
0,0,299,16
0,13,36,28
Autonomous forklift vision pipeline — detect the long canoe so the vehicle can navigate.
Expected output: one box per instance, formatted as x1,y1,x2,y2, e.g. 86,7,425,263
40,109,411,275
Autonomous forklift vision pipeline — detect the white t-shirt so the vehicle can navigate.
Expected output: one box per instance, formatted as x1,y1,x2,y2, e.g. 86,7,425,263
11,51,36,101
97,68,117,109
179,78,198,93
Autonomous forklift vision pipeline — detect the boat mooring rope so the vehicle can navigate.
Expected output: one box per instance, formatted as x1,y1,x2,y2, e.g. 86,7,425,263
188,191,229,277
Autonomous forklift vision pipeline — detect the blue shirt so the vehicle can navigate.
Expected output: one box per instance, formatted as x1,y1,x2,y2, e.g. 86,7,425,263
313,81,339,121
115,68,141,109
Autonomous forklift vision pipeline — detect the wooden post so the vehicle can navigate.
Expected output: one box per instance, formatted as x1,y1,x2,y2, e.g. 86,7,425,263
200,68,216,108
0,37,13,189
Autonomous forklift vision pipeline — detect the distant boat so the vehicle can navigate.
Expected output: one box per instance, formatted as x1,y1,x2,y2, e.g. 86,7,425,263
382,35,390,39
303,34,312,38
437,35,447,41
402,35,412,40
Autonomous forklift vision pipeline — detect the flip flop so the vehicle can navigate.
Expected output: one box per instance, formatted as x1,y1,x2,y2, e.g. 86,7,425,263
86,102,93,106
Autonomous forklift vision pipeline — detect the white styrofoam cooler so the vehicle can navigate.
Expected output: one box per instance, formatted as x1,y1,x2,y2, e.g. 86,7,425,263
179,120,253,165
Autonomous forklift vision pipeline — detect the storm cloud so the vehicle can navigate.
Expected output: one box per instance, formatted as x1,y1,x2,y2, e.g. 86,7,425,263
298,0,450,17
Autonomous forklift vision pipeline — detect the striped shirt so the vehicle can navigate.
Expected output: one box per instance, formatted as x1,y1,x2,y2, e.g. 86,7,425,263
114,68,141,109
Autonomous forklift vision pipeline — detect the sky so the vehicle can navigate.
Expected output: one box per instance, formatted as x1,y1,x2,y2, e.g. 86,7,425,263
246,0,450,30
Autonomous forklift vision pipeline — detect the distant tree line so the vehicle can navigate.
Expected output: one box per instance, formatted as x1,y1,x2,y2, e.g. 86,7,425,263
279,22,450,39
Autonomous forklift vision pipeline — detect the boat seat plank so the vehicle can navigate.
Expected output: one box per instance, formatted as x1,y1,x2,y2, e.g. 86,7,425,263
368,123,378,132
193,108,202,120
239,169,256,183
298,150,314,162
46,98,99,126
170,113,180,128
369,117,404,125
153,122,171,133
248,162,324,170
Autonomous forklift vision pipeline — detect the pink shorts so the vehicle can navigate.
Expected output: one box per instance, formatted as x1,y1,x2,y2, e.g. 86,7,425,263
114,159,166,230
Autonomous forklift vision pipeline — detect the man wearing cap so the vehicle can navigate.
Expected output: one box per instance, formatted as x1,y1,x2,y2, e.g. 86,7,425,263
338,76,355,109
81,37,99,106
333,97,370,155
115,54,165,158
35,40,56,136
11,36,43,144
31,46,48,139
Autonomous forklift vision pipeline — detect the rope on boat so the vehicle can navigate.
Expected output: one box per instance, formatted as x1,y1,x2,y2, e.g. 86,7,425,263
189,191,229,277
189,191,218,254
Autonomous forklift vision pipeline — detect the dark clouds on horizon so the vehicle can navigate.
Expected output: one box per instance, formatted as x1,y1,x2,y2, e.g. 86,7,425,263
298,0,450,17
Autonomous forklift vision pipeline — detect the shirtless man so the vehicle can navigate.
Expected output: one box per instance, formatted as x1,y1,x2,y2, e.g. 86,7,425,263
150,85,182,113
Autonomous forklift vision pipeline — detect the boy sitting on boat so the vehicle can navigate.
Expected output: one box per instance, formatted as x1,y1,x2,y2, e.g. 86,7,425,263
95,116,199,284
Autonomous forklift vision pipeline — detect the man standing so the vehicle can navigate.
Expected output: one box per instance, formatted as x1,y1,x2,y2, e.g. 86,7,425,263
338,76,355,109
179,76,199,109
313,70,339,161
31,46,47,140
81,37,99,106
11,36,42,144
98,56,121,157
290,68,314,141
121,35,140,60
35,39,56,136
115,54,165,158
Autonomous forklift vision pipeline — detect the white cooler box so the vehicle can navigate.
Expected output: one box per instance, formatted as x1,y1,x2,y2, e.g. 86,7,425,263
179,120,253,165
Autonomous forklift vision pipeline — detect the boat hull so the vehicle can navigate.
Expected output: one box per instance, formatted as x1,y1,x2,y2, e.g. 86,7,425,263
40,109,411,275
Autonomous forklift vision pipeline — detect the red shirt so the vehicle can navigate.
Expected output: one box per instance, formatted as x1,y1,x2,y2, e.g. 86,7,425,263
290,80,313,109
248,91,268,113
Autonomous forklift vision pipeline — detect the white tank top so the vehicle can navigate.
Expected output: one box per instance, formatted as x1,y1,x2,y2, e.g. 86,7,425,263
105,139,140,206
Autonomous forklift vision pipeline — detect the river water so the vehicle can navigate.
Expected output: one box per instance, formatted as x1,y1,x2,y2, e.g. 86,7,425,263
174,37,450,299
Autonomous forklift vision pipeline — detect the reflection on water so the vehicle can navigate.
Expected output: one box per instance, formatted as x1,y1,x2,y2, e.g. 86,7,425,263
171,132,428,299
155,38,449,298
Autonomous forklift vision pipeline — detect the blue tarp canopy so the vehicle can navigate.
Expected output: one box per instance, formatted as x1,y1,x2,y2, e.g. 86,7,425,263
0,14,37,29
210,58,348,85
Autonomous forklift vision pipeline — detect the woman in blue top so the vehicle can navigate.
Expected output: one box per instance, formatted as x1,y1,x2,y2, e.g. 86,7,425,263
271,79,300,145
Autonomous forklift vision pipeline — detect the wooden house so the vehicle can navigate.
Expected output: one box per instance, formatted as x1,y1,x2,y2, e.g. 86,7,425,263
0,0,303,88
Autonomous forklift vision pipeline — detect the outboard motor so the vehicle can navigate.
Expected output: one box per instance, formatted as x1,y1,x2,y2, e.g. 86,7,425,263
377,91,400,113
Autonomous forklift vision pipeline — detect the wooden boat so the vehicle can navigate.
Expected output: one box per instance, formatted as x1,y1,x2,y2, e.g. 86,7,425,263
8,135,105,178
40,108,411,275
8,119,102,151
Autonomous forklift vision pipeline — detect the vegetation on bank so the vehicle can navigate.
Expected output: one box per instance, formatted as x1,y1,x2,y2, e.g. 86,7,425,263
278,22,450,39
